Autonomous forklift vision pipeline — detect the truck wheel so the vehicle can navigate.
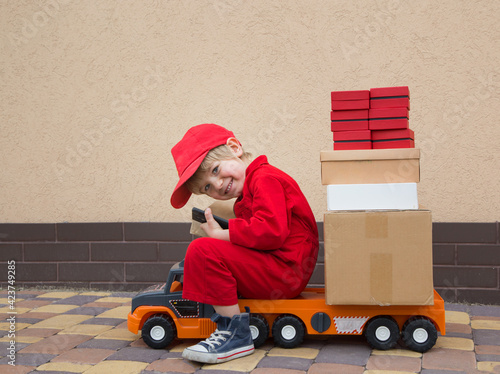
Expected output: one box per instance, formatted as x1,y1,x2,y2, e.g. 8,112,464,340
249,314,269,348
272,315,305,348
402,317,437,353
364,316,400,350
142,314,176,349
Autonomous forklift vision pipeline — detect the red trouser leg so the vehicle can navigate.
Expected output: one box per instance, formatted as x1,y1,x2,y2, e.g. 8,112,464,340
182,237,306,306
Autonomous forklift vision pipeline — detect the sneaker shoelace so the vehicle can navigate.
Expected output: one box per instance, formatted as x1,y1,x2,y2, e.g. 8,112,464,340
201,329,232,349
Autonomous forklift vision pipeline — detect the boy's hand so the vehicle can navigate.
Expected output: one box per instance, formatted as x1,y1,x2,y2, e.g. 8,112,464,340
200,208,230,241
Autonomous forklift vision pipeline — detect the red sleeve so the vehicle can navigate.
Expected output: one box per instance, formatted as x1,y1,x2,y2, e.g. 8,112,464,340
228,175,290,250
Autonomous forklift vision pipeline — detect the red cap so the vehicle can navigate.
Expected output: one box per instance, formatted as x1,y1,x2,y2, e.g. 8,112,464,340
170,124,235,209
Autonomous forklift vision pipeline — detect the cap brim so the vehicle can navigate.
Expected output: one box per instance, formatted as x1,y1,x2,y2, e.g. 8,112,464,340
170,149,209,209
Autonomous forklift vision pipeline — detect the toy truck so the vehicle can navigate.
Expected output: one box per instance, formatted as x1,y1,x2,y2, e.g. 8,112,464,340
127,259,446,353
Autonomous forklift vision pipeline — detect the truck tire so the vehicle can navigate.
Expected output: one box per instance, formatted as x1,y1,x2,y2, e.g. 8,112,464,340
364,316,400,350
142,314,176,349
402,317,437,353
249,314,269,348
272,315,305,348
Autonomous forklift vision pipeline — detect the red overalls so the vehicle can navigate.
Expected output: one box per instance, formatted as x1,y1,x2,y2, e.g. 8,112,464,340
182,155,319,306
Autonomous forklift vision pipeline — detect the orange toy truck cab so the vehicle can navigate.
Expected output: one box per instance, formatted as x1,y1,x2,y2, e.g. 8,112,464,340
128,260,445,353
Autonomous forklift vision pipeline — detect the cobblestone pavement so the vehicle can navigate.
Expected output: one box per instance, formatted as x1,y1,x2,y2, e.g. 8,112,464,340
1,290,499,374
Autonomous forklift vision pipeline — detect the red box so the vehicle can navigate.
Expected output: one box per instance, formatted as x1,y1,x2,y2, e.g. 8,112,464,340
370,97,410,109
370,86,410,110
331,90,369,101
371,128,414,141
333,141,372,150
369,108,409,130
332,100,370,111
370,86,409,98
333,130,371,142
331,110,368,121
331,120,369,132
331,110,369,132
372,139,414,149
369,118,408,130
369,108,408,119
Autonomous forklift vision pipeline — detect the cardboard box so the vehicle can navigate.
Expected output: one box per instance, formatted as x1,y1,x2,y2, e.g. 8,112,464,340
320,148,420,185
327,183,418,211
323,209,434,305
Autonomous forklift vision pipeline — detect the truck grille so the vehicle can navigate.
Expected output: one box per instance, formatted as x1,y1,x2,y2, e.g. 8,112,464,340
200,319,217,336
169,299,199,317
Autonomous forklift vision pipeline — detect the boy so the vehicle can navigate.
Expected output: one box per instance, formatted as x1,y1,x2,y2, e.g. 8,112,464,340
171,124,319,364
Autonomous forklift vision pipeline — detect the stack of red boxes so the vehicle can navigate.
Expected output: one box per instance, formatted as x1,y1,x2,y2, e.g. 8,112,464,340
331,90,370,150
370,86,413,149
330,86,414,150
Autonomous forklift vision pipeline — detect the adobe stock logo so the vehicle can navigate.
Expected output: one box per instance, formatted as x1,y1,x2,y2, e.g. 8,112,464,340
6,0,73,50
340,0,403,62
210,0,244,20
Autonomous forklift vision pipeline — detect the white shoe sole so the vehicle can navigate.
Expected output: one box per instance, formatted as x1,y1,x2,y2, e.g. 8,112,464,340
182,344,255,364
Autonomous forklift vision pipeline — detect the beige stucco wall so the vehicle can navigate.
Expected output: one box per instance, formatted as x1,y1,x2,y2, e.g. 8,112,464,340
0,0,499,223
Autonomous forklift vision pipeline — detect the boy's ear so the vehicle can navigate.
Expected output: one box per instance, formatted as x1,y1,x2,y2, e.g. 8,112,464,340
226,137,243,157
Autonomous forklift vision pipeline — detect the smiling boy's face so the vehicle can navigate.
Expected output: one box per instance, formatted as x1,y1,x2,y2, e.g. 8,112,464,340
186,137,249,200
197,157,247,200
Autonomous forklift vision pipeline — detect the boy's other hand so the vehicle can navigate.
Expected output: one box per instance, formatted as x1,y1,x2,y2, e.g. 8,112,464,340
201,208,230,241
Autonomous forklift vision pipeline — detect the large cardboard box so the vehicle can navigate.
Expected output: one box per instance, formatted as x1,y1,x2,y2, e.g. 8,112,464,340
320,148,420,185
324,209,434,306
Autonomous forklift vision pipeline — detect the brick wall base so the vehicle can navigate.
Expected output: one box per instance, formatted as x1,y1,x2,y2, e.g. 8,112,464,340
1,222,499,305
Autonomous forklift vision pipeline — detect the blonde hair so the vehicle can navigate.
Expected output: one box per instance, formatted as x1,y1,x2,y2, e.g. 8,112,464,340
186,144,251,194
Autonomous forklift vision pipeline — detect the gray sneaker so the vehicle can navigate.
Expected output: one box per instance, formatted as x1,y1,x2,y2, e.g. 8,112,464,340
182,311,254,364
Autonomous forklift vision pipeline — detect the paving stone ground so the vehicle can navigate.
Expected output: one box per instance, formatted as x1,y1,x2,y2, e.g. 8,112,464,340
0,289,499,374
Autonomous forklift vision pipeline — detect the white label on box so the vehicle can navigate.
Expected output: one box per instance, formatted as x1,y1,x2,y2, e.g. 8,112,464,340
333,316,369,334
327,183,418,211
